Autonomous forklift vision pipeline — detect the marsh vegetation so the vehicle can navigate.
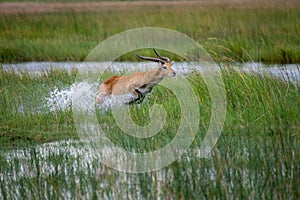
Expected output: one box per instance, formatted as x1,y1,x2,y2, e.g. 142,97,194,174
0,0,300,199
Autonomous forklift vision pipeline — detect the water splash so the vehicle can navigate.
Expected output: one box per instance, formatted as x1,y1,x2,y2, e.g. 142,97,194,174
45,86,72,112
45,81,139,112
96,93,138,112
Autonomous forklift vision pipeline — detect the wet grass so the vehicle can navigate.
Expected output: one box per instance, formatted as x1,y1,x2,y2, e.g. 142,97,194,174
0,65,299,198
0,67,78,146
0,1,300,63
0,136,299,199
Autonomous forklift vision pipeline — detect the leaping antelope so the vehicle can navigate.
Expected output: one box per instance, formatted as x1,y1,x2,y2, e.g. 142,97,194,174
96,49,176,105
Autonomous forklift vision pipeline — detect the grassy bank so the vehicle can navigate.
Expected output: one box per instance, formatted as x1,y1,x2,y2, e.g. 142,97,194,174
0,1,300,63
0,66,299,198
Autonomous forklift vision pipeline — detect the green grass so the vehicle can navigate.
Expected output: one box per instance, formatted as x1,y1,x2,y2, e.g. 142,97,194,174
1,2,300,63
0,67,78,146
0,65,299,198
0,1,300,198
1,66,299,147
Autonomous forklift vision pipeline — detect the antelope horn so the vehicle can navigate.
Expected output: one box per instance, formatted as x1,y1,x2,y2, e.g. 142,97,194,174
136,51,165,64
153,49,170,63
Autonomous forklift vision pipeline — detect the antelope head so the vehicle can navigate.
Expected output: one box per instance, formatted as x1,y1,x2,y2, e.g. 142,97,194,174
136,49,176,78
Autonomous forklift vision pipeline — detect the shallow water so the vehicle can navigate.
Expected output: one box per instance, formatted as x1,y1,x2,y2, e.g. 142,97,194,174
0,139,215,199
3,61,300,82
0,140,213,180
238,62,300,83
1,134,283,199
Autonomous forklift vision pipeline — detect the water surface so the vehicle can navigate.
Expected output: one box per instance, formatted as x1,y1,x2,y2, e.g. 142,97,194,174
3,62,300,82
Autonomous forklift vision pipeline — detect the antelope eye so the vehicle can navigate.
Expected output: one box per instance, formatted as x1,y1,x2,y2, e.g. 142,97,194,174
162,66,167,69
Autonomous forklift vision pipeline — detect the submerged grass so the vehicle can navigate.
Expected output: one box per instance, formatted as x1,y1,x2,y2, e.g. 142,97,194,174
0,135,299,199
0,1,300,63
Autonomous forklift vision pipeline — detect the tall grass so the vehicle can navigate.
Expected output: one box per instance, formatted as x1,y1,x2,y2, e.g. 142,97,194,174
1,65,299,145
0,65,299,198
1,3,300,63
0,129,299,199
0,67,77,146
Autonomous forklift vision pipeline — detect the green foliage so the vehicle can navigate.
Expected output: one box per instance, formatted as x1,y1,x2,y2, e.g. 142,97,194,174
0,4,300,63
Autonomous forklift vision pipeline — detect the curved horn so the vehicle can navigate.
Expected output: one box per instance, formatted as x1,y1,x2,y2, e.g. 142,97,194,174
153,49,170,62
136,51,165,64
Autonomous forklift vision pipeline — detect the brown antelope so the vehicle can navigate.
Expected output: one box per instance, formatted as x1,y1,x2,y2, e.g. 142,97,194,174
96,49,176,105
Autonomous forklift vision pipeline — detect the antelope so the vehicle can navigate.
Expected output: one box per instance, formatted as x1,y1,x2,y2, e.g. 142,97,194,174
96,49,176,105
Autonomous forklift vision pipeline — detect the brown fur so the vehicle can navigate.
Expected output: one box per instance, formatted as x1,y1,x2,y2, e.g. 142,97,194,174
102,76,121,95
96,62,175,105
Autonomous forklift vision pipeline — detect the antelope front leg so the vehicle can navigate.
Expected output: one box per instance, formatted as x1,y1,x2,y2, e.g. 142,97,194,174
135,89,146,104
127,89,145,105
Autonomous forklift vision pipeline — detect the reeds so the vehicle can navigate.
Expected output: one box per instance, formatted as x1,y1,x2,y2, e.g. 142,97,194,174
0,65,299,198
